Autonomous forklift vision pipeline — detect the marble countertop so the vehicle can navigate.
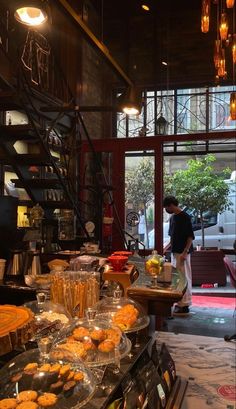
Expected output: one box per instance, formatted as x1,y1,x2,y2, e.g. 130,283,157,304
156,332,236,409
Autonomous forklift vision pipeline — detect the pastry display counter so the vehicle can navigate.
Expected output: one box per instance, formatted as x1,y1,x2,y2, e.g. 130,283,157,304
0,336,187,409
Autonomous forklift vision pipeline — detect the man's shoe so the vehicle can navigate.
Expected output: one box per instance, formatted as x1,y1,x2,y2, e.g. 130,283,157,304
173,305,190,316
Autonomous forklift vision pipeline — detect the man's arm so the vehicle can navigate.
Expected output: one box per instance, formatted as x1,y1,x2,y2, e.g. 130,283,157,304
163,241,171,254
180,236,193,260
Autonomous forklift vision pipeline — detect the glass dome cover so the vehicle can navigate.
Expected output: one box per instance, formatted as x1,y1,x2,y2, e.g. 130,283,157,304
94,291,150,333
0,348,96,409
24,294,72,339
50,317,131,368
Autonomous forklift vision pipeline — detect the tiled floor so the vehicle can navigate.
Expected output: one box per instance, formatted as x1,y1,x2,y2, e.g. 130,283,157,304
162,305,236,339
160,272,236,339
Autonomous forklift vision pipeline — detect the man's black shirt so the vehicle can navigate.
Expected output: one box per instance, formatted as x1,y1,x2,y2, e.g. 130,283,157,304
168,211,195,254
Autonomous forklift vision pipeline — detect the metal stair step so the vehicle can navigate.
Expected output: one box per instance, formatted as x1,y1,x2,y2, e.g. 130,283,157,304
11,178,65,189
0,124,40,141
11,153,59,166
0,91,21,110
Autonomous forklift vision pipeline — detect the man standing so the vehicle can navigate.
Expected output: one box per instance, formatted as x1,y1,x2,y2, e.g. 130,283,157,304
138,209,146,243
163,196,195,315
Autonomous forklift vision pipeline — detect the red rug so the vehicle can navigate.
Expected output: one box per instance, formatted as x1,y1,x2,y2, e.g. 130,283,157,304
192,295,236,310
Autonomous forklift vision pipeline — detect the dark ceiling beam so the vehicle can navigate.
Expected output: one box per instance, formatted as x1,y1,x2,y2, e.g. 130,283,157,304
57,0,133,87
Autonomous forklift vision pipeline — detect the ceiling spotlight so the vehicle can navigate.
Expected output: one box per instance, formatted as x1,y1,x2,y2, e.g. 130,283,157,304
142,4,150,11
14,1,48,26
117,86,142,116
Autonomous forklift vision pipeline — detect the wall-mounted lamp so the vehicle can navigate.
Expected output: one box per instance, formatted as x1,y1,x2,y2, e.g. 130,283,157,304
156,113,168,135
117,86,142,115
14,1,48,27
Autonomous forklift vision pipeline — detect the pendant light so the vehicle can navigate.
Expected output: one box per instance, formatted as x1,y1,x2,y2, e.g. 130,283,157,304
219,11,229,41
156,113,168,135
232,34,236,64
230,92,236,119
117,86,142,115
201,0,211,33
226,0,235,8
14,1,48,27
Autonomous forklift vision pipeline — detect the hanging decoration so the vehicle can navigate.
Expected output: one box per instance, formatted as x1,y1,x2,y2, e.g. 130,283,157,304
201,0,236,119
21,30,50,87
201,0,211,33
230,91,236,119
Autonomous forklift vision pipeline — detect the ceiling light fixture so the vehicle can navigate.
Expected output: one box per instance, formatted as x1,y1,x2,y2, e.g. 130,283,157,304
14,1,48,26
142,4,150,12
117,86,142,115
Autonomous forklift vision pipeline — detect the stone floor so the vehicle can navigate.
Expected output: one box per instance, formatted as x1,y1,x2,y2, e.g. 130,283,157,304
156,332,236,409
162,305,236,339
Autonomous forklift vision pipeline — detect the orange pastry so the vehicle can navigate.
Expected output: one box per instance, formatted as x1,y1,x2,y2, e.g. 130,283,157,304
82,340,96,351
37,393,57,407
17,391,38,403
16,402,38,409
90,329,106,341
0,399,17,409
98,339,115,353
73,372,84,382
37,364,51,372
24,363,38,372
72,327,90,340
105,328,121,346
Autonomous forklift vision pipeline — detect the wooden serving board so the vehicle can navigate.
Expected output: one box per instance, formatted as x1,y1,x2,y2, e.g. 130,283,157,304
0,304,35,356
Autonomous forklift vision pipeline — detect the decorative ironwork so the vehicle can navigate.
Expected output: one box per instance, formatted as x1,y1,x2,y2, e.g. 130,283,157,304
117,87,235,138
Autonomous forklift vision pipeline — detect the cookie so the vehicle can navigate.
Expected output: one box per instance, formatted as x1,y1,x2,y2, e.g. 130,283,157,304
16,402,38,409
37,393,57,407
66,371,75,381
37,364,50,372
59,364,71,379
73,372,84,382
24,364,38,372
0,398,17,409
17,391,38,402
63,381,76,398
49,364,60,373
49,381,63,395
11,373,22,383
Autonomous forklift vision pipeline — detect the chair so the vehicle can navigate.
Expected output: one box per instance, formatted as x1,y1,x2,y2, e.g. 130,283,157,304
223,256,236,342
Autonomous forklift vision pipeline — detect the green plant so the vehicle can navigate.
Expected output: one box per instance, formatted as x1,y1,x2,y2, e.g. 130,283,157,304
165,154,232,247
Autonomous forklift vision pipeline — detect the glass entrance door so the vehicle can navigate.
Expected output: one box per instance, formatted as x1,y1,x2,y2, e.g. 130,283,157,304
125,152,155,250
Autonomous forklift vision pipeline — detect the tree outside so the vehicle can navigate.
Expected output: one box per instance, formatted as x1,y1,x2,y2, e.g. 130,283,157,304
164,154,232,247
125,157,154,248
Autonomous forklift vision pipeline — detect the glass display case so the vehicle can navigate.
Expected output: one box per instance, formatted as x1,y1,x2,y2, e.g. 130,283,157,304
94,291,150,333
24,293,72,340
50,317,132,368
0,348,96,409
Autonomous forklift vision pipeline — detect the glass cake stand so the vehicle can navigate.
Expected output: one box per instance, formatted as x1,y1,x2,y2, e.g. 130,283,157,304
0,348,96,409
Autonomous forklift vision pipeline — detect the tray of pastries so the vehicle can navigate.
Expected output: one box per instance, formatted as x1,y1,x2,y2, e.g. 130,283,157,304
0,348,96,409
0,305,35,356
94,295,150,333
24,298,72,341
49,318,131,368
